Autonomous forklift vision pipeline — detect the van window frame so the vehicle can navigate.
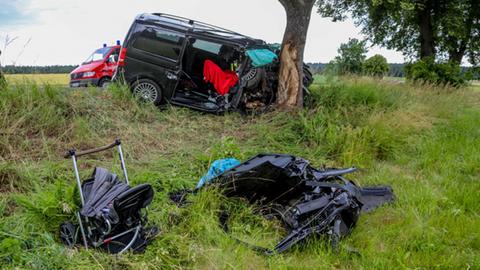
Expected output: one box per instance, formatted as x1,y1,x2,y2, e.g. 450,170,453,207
131,24,187,64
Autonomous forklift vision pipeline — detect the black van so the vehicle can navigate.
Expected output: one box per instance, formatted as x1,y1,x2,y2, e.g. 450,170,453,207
116,13,313,113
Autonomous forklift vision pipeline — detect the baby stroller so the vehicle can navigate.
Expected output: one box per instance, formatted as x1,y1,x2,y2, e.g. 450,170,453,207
60,139,156,254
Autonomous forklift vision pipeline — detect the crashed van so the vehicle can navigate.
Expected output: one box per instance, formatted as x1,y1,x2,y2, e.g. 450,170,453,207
116,13,313,113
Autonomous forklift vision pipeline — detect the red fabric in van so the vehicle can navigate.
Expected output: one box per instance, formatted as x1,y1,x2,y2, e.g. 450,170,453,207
203,60,238,96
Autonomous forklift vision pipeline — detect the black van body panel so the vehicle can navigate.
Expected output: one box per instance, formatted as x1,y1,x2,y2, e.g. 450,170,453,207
119,13,312,113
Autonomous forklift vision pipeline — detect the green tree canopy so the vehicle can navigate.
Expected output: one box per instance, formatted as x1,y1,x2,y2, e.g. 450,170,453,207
330,38,367,75
317,0,480,65
364,54,389,78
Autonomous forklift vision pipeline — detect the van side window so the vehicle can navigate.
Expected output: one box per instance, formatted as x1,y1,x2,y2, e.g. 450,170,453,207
192,39,222,55
133,27,185,60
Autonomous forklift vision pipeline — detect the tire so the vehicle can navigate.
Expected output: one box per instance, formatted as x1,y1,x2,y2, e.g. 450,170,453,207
98,77,111,88
303,65,314,87
243,68,265,89
131,79,163,105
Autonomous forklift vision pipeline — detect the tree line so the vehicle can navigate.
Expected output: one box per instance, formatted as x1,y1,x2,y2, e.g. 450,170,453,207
307,62,406,77
2,65,77,74
307,62,477,79
3,62,478,80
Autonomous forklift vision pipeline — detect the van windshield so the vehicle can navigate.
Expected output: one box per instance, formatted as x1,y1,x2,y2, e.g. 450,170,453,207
83,47,111,64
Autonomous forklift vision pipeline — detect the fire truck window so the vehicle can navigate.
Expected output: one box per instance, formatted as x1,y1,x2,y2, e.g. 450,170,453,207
133,28,185,60
83,47,111,64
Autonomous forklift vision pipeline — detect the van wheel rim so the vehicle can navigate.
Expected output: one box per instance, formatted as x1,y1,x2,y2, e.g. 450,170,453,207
134,82,158,102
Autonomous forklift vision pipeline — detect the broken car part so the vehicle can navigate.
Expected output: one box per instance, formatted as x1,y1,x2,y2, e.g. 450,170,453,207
172,154,394,254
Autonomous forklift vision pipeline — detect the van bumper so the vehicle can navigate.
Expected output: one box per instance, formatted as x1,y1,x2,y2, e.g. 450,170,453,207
69,78,100,88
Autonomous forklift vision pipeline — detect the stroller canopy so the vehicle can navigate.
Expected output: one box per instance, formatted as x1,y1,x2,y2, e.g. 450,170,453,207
80,167,130,218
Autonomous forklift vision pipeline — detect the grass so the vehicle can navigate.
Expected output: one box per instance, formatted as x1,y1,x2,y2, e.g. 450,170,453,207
5,74,70,85
0,76,479,269
471,80,480,91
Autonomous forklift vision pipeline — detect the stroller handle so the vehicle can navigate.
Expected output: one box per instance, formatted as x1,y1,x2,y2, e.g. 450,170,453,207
64,139,121,159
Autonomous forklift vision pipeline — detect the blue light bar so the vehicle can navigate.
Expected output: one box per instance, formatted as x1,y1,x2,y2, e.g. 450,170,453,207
103,43,107,48
116,40,121,46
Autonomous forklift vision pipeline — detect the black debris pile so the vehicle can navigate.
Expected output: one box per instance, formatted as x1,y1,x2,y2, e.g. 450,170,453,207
172,154,394,254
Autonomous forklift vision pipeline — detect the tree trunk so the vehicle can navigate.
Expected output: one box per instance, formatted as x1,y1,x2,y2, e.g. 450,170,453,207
449,43,468,64
277,0,316,109
417,0,435,59
448,0,477,64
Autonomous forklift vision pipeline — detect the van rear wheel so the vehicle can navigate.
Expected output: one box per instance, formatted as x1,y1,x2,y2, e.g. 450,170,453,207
131,79,163,105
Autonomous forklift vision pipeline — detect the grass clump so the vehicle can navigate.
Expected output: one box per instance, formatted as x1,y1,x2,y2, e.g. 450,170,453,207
0,77,479,269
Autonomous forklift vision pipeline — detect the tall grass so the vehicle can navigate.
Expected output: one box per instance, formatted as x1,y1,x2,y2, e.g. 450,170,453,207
0,77,479,269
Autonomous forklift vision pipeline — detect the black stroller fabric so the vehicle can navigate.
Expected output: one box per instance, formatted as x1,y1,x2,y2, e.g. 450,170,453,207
81,167,130,218
61,167,156,253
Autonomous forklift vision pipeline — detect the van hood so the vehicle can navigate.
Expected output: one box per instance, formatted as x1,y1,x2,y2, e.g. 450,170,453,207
71,61,103,74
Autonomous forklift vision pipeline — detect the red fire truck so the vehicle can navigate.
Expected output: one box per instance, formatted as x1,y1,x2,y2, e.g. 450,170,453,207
70,42,121,88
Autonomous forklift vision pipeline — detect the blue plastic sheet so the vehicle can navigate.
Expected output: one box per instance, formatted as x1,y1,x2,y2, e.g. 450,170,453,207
245,49,278,67
196,158,241,189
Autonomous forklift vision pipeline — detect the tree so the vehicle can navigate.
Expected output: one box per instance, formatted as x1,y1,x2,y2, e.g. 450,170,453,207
364,54,389,78
316,0,480,65
331,38,367,75
276,0,317,109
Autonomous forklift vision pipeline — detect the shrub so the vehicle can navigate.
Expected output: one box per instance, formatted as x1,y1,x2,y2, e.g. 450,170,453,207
405,57,469,87
364,54,389,78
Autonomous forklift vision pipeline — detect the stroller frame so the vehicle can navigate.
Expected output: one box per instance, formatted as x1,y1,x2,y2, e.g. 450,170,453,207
65,139,141,254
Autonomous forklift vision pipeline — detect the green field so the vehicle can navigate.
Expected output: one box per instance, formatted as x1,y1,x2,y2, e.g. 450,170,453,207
5,74,70,85
0,77,479,269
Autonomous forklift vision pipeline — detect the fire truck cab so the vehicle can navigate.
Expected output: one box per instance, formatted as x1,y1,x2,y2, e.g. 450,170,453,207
70,43,121,88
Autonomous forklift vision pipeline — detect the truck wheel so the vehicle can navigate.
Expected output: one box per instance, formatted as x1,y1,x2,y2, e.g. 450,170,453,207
131,79,163,105
98,77,111,88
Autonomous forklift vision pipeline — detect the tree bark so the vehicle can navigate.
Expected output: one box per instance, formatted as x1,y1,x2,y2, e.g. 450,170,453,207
448,0,477,63
417,0,436,59
449,42,468,64
277,0,316,109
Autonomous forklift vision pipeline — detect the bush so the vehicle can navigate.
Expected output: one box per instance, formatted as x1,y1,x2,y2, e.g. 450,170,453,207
405,58,469,87
364,54,389,78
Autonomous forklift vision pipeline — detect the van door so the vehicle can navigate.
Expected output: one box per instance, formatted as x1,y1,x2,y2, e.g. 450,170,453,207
125,25,186,100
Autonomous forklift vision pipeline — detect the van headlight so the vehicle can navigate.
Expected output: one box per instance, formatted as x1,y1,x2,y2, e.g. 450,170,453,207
83,72,95,78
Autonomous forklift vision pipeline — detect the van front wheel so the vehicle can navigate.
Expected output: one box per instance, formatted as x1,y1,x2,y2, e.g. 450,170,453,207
131,79,163,105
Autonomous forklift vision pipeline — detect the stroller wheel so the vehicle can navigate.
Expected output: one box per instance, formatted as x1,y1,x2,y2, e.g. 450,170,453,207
143,226,160,241
60,222,78,248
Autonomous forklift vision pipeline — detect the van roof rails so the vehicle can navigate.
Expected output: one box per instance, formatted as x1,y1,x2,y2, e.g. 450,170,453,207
149,13,248,38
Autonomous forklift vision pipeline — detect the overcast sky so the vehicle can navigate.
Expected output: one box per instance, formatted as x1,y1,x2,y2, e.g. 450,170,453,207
0,0,406,66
